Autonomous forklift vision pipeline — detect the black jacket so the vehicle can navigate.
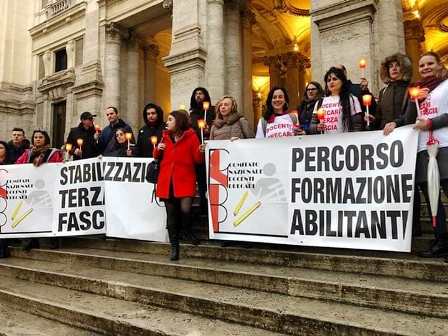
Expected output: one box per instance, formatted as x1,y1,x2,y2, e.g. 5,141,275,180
136,105,165,158
348,80,377,129
298,99,319,134
66,124,99,160
190,107,216,141
376,80,410,129
98,119,133,155
7,139,30,163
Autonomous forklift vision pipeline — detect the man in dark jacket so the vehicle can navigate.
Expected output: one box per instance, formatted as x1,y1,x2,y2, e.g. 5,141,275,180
98,106,133,155
66,112,100,160
189,88,215,215
136,103,165,157
8,128,30,163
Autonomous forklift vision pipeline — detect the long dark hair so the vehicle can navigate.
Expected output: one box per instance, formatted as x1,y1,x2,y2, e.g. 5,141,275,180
262,87,289,121
170,110,191,133
190,87,212,111
324,67,353,131
142,102,164,127
302,81,323,103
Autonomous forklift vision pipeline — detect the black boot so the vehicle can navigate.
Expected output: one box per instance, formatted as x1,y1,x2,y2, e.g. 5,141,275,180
419,237,448,258
170,242,179,261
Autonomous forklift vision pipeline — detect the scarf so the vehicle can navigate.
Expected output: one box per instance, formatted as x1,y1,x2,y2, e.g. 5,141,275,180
267,110,288,124
413,76,445,98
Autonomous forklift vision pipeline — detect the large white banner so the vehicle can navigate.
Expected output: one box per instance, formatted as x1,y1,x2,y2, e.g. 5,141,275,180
103,157,167,242
0,158,166,241
206,126,418,252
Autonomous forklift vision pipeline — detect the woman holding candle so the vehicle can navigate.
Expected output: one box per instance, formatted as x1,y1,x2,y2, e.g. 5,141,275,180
16,130,63,165
210,96,254,140
153,110,205,260
256,87,303,138
309,67,363,134
136,103,165,158
374,53,413,129
297,82,324,134
384,52,448,257
104,128,136,157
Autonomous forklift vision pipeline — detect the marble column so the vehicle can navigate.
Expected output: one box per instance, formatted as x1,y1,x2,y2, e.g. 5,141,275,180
285,53,299,109
206,0,225,101
43,50,52,77
404,19,425,82
144,43,160,104
126,35,140,129
264,56,280,89
163,0,207,109
242,8,254,125
66,40,75,69
225,0,243,106
104,23,122,111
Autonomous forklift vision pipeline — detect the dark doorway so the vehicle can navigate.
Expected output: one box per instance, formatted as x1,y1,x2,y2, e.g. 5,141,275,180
52,101,66,148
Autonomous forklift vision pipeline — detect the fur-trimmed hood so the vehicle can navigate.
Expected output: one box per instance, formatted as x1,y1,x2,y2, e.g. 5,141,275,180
380,53,413,84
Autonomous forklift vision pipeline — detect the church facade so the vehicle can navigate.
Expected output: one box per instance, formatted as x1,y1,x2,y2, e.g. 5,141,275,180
0,0,447,146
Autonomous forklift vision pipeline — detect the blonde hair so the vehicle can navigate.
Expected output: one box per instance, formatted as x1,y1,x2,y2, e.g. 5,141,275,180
215,96,239,120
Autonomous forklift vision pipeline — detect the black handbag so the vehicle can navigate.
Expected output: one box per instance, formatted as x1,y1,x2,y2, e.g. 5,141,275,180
146,159,160,184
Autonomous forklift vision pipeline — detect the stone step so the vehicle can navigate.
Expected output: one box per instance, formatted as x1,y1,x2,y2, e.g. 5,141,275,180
0,273,283,336
1,256,447,336
0,302,100,336
61,238,448,282
6,247,448,319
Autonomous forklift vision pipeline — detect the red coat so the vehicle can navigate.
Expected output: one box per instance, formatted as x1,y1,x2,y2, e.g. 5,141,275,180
154,129,203,198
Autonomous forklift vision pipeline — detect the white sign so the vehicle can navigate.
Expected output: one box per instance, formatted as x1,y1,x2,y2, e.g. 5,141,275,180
207,126,418,252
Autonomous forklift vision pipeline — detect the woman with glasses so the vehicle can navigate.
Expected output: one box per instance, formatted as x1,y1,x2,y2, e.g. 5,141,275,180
255,87,304,138
298,82,324,134
310,67,364,134
104,128,136,157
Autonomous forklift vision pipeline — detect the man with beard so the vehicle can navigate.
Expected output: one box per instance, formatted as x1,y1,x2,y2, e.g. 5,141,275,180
189,87,215,214
66,112,100,160
136,103,165,157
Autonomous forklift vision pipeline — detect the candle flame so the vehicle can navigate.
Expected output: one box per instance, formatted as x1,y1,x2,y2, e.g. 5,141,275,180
125,133,132,140
150,136,158,145
198,119,206,129
317,108,326,121
179,104,186,110
65,143,73,151
359,59,367,68
362,94,372,106
409,87,420,98
202,101,210,110
76,138,83,146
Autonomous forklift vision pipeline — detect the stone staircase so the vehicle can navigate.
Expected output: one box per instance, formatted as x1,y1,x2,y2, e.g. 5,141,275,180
0,237,447,335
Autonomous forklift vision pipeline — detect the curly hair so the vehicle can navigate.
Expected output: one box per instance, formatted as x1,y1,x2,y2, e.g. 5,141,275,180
215,96,239,120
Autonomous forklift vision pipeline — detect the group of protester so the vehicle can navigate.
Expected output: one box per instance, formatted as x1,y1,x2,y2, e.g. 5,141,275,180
1,50,447,261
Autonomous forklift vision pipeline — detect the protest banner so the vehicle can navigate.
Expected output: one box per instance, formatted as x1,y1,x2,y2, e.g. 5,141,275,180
207,126,418,252
103,157,167,242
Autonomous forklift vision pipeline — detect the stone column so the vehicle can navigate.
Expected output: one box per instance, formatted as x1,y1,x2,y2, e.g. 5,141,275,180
126,35,140,129
225,1,242,106
43,50,52,77
104,23,122,110
144,43,160,104
163,0,207,109
242,9,254,125
284,53,300,108
264,56,280,89
206,0,225,101
66,40,75,69
404,19,425,82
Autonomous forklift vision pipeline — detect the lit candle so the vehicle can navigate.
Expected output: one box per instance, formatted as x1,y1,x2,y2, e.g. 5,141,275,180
409,87,421,118
76,138,83,150
198,119,206,144
359,58,367,78
317,108,326,134
150,136,158,150
362,94,372,128
125,132,132,151
65,143,72,152
203,101,210,121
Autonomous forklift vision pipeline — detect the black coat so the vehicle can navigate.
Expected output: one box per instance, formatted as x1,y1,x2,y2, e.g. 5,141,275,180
376,80,410,129
98,119,133,155
66,124,99,160
298,99,319,134
190,107,216,141
136,124,165,158
348,80,377,130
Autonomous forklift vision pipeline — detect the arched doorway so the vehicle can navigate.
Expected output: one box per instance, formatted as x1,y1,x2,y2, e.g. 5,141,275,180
249,0,311,124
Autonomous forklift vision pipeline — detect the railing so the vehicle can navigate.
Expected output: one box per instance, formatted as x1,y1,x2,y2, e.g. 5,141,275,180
46,0,72,18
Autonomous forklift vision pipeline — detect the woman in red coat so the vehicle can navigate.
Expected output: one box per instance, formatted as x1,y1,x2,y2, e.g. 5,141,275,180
153,110,205,260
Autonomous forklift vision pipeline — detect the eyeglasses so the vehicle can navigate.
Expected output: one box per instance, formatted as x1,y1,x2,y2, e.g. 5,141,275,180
306,88,318,92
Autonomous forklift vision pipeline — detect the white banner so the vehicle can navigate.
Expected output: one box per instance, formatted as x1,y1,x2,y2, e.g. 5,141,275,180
0,158,166,241
206,126,418,252
103,157,167,242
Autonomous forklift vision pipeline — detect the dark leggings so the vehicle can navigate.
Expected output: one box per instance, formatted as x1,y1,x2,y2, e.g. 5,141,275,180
418,179,448,239
164,196,193,245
